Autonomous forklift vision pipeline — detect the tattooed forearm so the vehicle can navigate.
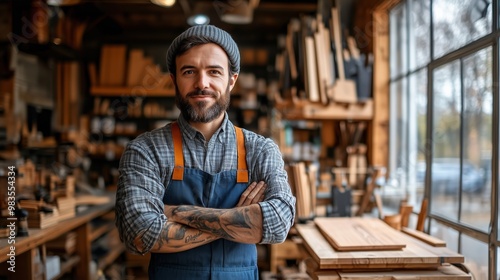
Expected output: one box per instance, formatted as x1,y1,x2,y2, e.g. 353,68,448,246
150,221,219,253
168,204,263,243
185,230,203,243
172,206,234,239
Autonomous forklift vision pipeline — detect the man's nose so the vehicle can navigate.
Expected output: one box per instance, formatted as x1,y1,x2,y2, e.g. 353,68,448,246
195,72,210,89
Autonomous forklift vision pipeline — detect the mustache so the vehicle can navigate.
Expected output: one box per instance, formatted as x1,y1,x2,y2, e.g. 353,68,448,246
186,89,217,98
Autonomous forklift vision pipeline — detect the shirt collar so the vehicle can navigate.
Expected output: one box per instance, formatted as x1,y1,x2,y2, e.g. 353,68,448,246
176,113,231,142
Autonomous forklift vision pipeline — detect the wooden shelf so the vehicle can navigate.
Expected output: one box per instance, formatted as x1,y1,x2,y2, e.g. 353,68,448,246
90,86,175,97
51,255,81,280
0,194,117,280
90,221,115,242
97,243,125,270
276,99,373,120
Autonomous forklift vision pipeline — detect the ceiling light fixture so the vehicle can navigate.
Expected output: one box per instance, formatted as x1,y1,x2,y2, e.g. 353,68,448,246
187,13,210,25
47,0,81,5
151,0,176,8
180,0,210,26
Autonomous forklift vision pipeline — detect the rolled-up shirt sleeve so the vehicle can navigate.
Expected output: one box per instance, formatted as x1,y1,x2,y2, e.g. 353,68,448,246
250,138,296,244
115,139,167,255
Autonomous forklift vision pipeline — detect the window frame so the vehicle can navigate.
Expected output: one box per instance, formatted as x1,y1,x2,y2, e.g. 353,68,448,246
380,0,500,278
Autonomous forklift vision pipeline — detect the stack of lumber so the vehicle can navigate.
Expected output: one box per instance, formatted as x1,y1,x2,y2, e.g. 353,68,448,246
90,45,171,90
295,217,471,280
275,0,370,106
98,44,127,86
19,200,60,229
304,257,471,280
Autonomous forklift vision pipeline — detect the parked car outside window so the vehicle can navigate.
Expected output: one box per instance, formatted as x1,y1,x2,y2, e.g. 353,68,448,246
416,158,486,195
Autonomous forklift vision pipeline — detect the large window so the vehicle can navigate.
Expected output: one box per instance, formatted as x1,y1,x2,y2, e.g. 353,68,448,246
387,0,497,279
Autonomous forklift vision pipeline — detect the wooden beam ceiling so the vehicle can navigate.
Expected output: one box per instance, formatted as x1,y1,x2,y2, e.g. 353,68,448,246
77,0,318,45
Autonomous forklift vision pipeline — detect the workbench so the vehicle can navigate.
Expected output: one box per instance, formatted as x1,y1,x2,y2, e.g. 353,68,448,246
0,194,122,280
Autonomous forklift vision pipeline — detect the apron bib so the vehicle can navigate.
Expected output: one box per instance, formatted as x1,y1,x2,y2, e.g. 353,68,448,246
149,123,258,280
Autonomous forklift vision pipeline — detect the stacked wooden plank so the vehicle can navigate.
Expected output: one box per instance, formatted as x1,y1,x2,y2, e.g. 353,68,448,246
275,0,368,106
17,196,76,228
55,61,80,130
99,44,127,86
295,218,471,280
287,162,315,221
19,200,60,229
314,217,406,251
93,45,171,89
304,258,471,280
56,196,76,221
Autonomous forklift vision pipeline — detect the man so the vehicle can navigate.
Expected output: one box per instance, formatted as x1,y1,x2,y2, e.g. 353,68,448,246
115,24,296,279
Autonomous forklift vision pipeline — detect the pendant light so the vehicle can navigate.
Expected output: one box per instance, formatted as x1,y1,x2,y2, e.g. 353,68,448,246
151,0,176,8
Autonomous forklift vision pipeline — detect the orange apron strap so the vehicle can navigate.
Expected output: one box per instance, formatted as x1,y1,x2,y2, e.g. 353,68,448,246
234,126,249,183
171,122,184,180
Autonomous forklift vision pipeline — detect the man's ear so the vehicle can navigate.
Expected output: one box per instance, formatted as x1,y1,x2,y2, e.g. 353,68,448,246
229,73,238,91
169,73,175,83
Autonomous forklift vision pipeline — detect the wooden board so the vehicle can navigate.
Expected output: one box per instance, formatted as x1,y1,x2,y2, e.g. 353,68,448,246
304,257,470,280
337,265,471,280
401,227,446,247
287,162,313,220
314,217,407,251
304,36,320,102
314,30,329,104
275,99,373,120
126,48,145,86
371,9,390,168
329,6,357,103
295,222,465,270
296,162,313,219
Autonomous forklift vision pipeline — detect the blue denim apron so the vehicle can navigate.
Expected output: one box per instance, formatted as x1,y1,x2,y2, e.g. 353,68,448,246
149,122,258,280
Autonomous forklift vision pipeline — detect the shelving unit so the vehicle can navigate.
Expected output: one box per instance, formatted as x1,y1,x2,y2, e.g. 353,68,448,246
275,99,373,121
86,84,179,187
0,194,119,280
52,255,81,280
90,86,175,97
97,240,125,271
89,215,116,242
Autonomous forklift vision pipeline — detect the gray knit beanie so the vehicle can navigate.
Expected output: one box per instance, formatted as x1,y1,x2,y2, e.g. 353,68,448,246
166,25,240,74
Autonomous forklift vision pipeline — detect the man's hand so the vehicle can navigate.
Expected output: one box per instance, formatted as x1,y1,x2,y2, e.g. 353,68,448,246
237,181,266,207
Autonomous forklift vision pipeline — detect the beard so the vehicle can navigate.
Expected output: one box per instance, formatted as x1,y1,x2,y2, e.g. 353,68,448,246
175,82,231,123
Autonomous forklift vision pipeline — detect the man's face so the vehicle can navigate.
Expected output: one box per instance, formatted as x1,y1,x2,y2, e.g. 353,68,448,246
172,43,238,123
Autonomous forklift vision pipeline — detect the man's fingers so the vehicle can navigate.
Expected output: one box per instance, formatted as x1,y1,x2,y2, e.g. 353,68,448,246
241,182,257,197
251,183,267,204
237,182,257,206
237,181,266,206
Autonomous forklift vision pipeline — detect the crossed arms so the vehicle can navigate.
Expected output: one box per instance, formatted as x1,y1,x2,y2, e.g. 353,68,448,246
117,135,296,255
134,181,267,253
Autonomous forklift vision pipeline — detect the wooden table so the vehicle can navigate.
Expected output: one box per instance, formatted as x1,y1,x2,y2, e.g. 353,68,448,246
295,217,471,280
